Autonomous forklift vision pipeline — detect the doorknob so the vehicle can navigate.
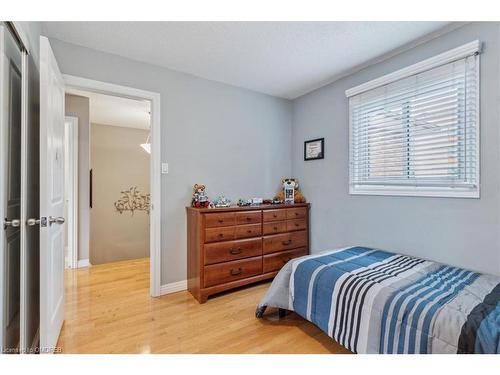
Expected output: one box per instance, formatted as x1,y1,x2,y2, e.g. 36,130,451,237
27,218,41,226
48,216,65,225
4,218,20,229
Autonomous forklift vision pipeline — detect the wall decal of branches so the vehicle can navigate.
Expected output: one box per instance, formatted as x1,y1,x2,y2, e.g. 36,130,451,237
114,186,150,215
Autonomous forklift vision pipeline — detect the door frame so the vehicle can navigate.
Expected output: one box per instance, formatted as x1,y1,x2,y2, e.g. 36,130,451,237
63,75,162,297
64,116,78,269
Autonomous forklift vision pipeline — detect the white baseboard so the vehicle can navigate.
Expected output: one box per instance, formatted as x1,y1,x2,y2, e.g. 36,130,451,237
160,280,187,295
77,259,91,268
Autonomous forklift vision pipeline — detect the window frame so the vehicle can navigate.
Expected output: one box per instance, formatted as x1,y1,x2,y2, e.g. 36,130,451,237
347,41,481,198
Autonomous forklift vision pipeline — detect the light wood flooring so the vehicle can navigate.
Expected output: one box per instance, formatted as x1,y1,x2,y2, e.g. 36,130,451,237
57,258,350,354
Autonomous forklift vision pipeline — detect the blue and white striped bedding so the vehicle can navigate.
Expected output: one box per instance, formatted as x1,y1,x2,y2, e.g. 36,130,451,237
257,246,500,354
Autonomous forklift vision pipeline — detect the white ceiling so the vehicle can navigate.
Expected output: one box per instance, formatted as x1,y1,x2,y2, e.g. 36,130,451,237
45,22,452,99
67,89,151,130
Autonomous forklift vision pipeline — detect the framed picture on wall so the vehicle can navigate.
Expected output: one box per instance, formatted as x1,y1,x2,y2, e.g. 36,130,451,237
304,138,324,161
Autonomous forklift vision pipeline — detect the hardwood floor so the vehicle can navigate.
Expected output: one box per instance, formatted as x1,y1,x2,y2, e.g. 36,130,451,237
57,258,351,354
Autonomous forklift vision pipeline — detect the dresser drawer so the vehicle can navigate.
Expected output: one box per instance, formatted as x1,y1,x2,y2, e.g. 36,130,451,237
234,223,262,239
204,238,262,265
263,230,308,254
262,221,286,235
235,211,262,225
205,226,235,243
263,248,308,273
263,209,287,222
204,256,262,287
286,207,307,220
286,218,307,232
205,212,236,228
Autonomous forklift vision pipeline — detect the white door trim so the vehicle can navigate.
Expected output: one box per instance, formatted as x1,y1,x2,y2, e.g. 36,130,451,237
64,116,78,269
62,74,162,297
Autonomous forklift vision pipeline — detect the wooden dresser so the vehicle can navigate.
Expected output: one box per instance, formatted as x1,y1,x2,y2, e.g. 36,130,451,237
186,203,310,303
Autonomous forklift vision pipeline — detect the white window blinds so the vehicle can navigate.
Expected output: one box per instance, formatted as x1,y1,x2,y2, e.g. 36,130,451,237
348,45,480,198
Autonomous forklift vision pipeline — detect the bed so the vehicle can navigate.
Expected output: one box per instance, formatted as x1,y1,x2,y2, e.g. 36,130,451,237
256,246,500,354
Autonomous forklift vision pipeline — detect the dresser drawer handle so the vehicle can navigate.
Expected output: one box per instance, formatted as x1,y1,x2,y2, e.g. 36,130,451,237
294,223,300,227
218,219,224,223
295,212,299,216
230,268,242,276
246,217,252,221
247,230,252,234
218,233,224,238
273,226,278,230
282,240,292,245
230,248,242,255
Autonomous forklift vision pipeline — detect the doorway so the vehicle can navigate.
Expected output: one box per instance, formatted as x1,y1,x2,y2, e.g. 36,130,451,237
69,90,152,266
63,76,161,297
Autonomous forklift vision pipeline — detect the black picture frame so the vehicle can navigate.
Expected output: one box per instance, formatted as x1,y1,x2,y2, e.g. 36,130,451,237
304,138,324,161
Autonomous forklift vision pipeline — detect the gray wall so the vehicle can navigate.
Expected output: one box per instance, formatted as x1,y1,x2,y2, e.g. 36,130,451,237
44,22,500,283
49,38,292,284
90,123,150,265
292,22,500,276
65,94,90,262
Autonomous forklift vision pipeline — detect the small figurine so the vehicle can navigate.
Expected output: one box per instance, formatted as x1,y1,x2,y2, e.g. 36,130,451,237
191,184,210,208
274,178,306,204
237,199,251,207
213,196,231,208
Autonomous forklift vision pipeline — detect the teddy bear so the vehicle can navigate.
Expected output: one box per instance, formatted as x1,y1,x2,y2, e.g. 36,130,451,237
274,178,306,203
191,184,210,208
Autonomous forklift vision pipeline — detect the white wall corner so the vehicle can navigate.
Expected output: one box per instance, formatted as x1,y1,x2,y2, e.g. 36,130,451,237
77,259,91,268
160,280,188,296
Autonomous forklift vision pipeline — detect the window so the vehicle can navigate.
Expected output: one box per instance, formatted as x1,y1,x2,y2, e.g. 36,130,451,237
347,41,480,198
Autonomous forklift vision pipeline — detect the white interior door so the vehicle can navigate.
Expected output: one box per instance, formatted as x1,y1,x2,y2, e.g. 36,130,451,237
39,36,65,353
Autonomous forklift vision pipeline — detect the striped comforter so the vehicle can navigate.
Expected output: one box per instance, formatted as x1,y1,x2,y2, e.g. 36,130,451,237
257,246,500,354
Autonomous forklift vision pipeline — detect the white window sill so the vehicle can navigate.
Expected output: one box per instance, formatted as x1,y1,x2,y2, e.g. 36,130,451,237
349,185,480,199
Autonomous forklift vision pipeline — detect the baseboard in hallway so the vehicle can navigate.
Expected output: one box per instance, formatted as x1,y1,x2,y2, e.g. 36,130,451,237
77,259,91,268
160,280,187,295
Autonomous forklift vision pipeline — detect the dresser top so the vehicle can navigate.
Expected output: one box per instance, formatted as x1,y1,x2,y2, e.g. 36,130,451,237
186,202,310,213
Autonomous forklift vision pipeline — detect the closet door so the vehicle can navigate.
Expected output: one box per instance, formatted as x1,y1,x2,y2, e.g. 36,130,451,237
0,23,23,353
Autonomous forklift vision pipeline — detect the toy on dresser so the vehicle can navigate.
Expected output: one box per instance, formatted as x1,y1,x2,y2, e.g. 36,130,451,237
191,184,210,208
213,196,231,208
274,178,306,204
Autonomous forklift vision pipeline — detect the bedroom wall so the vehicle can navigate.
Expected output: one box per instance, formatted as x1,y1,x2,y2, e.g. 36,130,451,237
48,38,293,284
291,22,500,276
90,123,150,265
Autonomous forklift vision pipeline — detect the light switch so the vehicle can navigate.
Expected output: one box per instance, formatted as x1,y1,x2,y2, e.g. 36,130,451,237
161,162,169,174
